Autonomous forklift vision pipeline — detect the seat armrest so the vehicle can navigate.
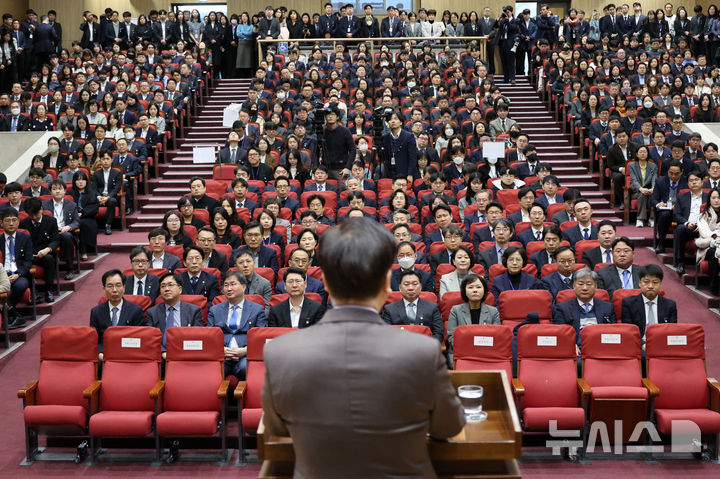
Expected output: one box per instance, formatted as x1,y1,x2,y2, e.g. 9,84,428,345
512,379,525,397
642,378,660,397
217,379,230,398
234,381,248,401
17,379,38,405
708,378,720,412
149,380,165,399
577,378,592,396
83,380,102,413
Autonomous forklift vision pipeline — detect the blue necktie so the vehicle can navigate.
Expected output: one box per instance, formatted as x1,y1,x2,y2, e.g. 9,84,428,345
583,227,590,240
584,303,591,314
622,270,632,289
229,305,239,332
136,280,143,296
111,307,119,326
11,117,17,132
167,305,179,328
8,235,16,271
605,250,612,263
191,276,198,293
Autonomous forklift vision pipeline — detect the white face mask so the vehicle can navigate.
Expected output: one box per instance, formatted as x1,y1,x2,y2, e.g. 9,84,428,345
358,143,368,152
407,81,416,88
487,157,498,165
48,145,59,153
445,128,454,137
125,132,135,140
453,156,464,165
380,61,389,67
644,101,653,108
398,256,415,269
276,91,285,99
11,108,20,116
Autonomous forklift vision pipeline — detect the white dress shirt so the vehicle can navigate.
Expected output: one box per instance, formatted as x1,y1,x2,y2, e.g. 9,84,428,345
289,297,304,328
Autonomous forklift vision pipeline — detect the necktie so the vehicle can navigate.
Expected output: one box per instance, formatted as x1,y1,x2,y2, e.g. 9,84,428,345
536,230,542,240
529,163,535,175
584,303,592,314
230,149,236,163
319,184,324,191
229,305,239,331
136,280,143,295
8,235,16,267
407,302,416,321
713,181,718,189
167,305,179,328
191,276,198,293
11,116,17,132
111,306,119,326
622,269,632,289
670,182,678,202
605,250,612,263
548,251,553,264
120,156,125,165
497,248,505,263
501,119,506,131
564,277,572,288
646,301,655,326
583,228,590,240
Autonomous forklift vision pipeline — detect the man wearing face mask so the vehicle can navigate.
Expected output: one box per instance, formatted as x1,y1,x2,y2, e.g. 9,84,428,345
515,144,539,179
391,242,434,292
442,146,468,181
1,101,31,131
122,125,148,164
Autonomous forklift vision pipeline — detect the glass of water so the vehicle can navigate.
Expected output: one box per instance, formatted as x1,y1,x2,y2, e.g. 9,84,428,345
458,385,487,423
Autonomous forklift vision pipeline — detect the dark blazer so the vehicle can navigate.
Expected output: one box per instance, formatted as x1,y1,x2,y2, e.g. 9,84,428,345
145,300,204,349
180,270,220,302
606,143,638,173
276,275,328,305
1,114,31,131
22,186,51,197
125,273,161,303
621,294,678,338
382,298,444,342
154,253,181,273
563,224,599,246
304,182,338,193
554,298,617,345
89,300,145,350
382,129,418,178
231,245,280,274
429,250,455,275
535,194,564,210
80,21,100,48
530,248,554,273
92,167,123,198
650,175,689,207
19,215,59,253
267,297,325,328
0,232,34,276
217,146,248,165
581,246,612,270
207,299,267,347
537,272,574,298
257,16,281,39
206,250,229,275
518,227,546,247
674,191,709,225
59,138,84,156
476,245,504,273
190,194,219,211
336,15,362,37
596,264,641,298
41,199,80,230
151,20,176,44
490,272,537,305
390,267,435,292
34,22,57,53
102,21,126,47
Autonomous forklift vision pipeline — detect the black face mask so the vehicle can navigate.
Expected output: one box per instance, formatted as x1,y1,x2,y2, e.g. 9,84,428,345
509,131,520,139
527,153,538,163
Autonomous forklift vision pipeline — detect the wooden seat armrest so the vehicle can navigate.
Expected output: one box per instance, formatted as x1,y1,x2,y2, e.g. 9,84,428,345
577,378,592,396
83,380,102,413
17,379,38,403
642,378,660,397
234,381,248,400
217,379,230,398
708,378,720,412
512,378,525,397
0,292,7,301
149,380,165,399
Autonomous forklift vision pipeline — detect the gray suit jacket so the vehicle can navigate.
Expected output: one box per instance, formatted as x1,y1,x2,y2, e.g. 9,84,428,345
439,271,461,299
145,300,203,349
262,306,465,479
628,161,658,192
447,302,500,364
596,264,641,299
489,117,518,139
42,199,80,230
245,271,272,316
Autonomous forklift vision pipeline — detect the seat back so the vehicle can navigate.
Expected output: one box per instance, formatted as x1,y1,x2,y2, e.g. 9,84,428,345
580,324,642,388
497,290,553,328
556,289,610,303
37,326,98,408
391,324,432,336
164,327,225,412
646,323,708,410
100,326,162,411
245,327,296,409
453,325,513,379
517,324,578,409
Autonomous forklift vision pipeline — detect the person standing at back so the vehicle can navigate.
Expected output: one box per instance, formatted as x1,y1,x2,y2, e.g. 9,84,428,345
262,217,465,478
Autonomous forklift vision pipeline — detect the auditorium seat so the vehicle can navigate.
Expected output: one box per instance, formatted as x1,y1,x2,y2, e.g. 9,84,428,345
391,324,432,336
497,290,553,329
452,324,513,381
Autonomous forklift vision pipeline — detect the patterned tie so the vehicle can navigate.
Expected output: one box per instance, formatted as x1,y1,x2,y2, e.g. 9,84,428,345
583,228,590,240
622,270,632,289
167,305,179,328
11,116,17,132
111,307,119,326
8,235,15,267
536,230,542,241
136,280,143,295
584,303,592,314
191,276,198,293
407,302,416,321
564,277,572,288
605,250,612,263
497,248,505,263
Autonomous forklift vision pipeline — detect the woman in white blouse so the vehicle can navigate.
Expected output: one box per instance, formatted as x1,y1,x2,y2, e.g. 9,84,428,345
439,245,475,299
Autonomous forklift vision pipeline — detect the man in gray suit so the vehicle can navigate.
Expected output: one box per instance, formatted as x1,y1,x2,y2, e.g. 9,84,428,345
596,237,641,299
263,218,465,478
145,273,203,350
382,269,443,342
235,249,272,315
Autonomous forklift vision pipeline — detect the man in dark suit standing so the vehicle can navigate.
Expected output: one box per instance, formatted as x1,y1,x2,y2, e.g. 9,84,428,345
554,267,617,348
1,209,34,328
382,270,443,342
34,15,57,68
337,4,361,39
621,264,677,340
92,152,123,235
257,6,280,54
89,269,145,352
180,246,220,303
262,218,464,477
146,272,203,350
151,9,176,47
47,10,62,53
268,267,325,328
43,180,80,280
125,247,161,303
596,237,641,299
19,198,59,303
80,12,100,49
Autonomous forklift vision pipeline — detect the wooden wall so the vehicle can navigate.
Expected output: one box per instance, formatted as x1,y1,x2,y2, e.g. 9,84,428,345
3,0,29,20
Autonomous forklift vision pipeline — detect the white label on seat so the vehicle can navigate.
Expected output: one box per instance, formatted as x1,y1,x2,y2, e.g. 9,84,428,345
121,337,141,348
601,334,621,344
183,340,203,350
537,336,557,346
474,336,494,347
265,338,273,344
667,335,687,346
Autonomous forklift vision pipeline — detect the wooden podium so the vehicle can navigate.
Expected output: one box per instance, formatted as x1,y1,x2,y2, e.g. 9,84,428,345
258,370,522,478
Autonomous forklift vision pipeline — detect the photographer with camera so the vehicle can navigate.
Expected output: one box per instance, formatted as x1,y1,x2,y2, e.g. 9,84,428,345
498,5,520,84
382,111,418,183
321,107,356,181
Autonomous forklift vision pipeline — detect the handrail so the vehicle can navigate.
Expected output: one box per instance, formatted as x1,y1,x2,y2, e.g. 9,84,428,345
256,36,488,67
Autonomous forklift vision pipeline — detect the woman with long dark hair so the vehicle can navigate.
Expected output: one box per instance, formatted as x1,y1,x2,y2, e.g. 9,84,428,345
70,170,99,260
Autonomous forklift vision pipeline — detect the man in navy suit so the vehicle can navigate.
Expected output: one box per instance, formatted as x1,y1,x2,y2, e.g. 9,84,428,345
230,177,258,213
92,152,123,235
581,220,616,270
391,242,434,292
268,267,325,328
273,177,300,214
34,16,57,67
554,267,617,348
304,165,339,193
318,3,337,37
89,269,145,352
231,221,280,274
596,237,641,299
275,248,328,305
562,199,598,246
672,170,708,274
381,6,403,37
383,111,419,182
651,160,688,253
125,247,160,303
587,109,610,149
530,225,563,274
146,272,203,350
535,175,565,209
621,264,677,340
148,228,181,273
337,4,362,38
537,246,576,298
470,202,505,251
180,246,220,303
517,203,548,248
382,270,443,342
43,180,80,279
1,209,34,328
207,271,267,379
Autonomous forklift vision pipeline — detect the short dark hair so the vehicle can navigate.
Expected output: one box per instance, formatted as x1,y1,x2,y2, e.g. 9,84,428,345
501,246,527,267
317,218,395,301
611,237,634,251
543,225,563,239
459,273,489,303
183,245,204,260
283,266,306,282
158,272,182,286
244,220,262,235
552,245,575,261
397,269,422,284
597,219,616,231
102,269,125,286
24,197,42,214
148,228,169,240
129,246,151,261
638,264,664,281
225,271,248,285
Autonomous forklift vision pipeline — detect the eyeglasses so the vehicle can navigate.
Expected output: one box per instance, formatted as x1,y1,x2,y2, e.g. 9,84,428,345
285,279,304,285
131,259,149,264
160,283,179,289
223,282,242,288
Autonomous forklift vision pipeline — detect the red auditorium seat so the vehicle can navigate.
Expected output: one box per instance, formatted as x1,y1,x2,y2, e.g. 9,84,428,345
497,290,553,329
391,324,433,336
452,324,513,381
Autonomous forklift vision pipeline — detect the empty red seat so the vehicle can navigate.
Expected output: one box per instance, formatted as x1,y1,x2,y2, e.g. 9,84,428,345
452,324,513,381
497,290,553,329
391,324,433,336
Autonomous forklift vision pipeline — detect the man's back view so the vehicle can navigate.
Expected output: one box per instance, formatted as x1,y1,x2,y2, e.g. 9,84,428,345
263,218,465,478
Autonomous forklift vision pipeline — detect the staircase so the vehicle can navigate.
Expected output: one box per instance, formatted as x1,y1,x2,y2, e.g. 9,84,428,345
494,77,619,223
130,78,252,232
